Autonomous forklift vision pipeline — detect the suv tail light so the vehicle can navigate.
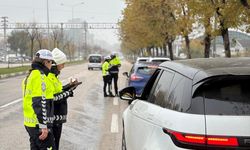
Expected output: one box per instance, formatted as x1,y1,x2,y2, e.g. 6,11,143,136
130,74,143,81
163,128,239,149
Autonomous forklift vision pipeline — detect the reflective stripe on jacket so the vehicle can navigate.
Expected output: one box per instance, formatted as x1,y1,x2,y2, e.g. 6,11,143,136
22,70,54,128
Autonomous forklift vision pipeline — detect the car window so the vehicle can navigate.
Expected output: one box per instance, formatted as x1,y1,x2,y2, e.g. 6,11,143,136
202,77,250,115
140,69,161,101
167,73,192,112
138,59,147,63
150,70,174,106
137,66,157,75
151,59,167,63
89,56,101,63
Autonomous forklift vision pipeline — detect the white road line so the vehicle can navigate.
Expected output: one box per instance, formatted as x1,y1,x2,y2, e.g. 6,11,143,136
0,98,22,109
113,97,119,106
111,113,119,133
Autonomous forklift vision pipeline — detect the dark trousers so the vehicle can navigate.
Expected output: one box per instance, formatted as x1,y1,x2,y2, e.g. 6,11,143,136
111,73,119,94
52,124,62,150
103,75,112,95
25,126,55,150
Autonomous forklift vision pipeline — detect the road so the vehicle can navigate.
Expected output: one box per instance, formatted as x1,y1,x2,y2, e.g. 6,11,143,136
0,61,131,150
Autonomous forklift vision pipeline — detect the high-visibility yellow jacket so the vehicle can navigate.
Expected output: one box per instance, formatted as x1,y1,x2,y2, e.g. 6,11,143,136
102,61,110,76
22,69,54,128
48,70,73,124
109,56,121,74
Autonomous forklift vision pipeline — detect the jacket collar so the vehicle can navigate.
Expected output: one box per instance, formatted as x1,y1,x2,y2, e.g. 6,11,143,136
50,66,60,77
31,62,50,76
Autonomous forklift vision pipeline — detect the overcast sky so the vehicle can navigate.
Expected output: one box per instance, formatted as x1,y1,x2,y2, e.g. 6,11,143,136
0,0,125,45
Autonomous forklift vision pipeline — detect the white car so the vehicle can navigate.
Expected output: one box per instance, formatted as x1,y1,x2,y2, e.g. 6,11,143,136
87,54,102,70
120,58,250,150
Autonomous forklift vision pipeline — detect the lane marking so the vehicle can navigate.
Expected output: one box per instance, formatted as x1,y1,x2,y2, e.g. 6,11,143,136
0,98,22,109
113,97,119,106
111,113,119,133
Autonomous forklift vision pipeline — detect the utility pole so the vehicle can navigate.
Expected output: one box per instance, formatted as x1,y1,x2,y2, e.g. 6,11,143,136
1,16,9,67
84,21,88,58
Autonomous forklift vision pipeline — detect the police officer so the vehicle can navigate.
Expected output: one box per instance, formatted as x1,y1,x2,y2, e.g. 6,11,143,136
102,56,113,97
22,49,56,150
49,48,77,150
109,53,121,96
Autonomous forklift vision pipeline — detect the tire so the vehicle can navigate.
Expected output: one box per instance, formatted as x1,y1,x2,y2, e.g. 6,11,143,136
122,128,127,150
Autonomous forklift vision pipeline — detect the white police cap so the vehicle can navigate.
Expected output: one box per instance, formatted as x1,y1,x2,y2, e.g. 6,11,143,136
36,49,54,60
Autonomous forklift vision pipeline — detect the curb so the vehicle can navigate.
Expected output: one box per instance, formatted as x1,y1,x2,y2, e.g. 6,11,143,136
0,71,28,79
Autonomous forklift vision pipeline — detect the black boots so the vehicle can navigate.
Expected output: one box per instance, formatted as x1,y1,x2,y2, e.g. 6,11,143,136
108,92,115,97
104,92,115,97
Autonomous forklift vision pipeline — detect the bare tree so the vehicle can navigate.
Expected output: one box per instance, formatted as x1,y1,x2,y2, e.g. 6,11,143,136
35,28,45,49
51,28,61,48
26,23,37,60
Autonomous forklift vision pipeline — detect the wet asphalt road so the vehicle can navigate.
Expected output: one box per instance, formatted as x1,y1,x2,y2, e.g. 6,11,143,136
0,61,131,150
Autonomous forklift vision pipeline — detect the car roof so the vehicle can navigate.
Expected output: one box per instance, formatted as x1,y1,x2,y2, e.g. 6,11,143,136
159,58,250,84
149,57,171,61
134,61,159,66
136,57,150,60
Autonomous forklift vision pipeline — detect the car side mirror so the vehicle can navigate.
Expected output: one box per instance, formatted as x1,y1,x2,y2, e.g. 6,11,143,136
122,72,129,77
119,86,137,101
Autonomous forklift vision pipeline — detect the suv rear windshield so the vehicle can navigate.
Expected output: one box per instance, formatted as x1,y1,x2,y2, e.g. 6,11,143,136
89,56,101,63
137,66,157,75
151,59,167,63
201,77,250,115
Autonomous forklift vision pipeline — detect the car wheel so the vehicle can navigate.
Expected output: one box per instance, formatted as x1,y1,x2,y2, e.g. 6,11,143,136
122,129,127,150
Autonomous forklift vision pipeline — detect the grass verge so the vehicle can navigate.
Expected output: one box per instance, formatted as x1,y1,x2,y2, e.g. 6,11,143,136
0,60,86,75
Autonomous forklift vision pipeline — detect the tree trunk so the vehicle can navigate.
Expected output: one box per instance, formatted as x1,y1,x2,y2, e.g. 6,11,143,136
38,41,42,49
156,47,159,56
147,47,152,56
168,41,174,60
204,34,211,58
221,28,231,57
163,43,167,57
160,46,163,56
184,35,191,59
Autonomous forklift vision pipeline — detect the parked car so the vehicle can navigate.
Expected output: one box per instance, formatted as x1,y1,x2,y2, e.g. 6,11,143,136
120,58,250,150
87,54,102,70
123,62,158,97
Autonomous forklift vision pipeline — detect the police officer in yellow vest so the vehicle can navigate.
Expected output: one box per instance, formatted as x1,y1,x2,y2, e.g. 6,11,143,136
109,53,121,96
102,56,113,97
49,48,76,150
22,49,56,150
